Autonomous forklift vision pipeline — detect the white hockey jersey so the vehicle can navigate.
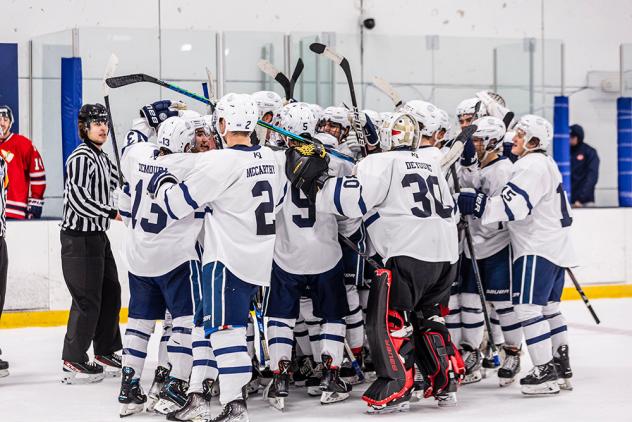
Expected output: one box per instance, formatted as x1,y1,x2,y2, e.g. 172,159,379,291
481,152,577,267
460,157,513,259
316,149,459,263
155,144,286,286
119,142,205,277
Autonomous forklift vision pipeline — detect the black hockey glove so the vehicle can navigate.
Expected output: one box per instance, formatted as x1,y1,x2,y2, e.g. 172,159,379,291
285,143,331,203
140,100,180,130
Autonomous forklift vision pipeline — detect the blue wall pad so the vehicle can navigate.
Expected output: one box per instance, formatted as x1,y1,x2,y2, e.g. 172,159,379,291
61,57,83,177
553,95,570,195
617,97,632,207
0,43,20,134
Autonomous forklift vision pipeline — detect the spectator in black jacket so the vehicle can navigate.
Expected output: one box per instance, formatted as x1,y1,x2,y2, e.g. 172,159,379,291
570,124,599,207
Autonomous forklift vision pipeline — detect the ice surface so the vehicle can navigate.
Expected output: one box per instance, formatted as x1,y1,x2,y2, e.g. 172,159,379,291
0,298,631,422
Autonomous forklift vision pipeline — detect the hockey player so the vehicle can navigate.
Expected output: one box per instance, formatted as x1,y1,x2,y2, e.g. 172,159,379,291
117,116,202,417
147,93,287,422
457,116,523,385
0,105,46,219
263,102,352,409
457,114,575,395
286,112,465,413
252,91,283,145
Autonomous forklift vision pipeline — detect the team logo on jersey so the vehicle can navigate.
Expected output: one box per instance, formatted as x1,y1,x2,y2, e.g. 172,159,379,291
0,149,14,163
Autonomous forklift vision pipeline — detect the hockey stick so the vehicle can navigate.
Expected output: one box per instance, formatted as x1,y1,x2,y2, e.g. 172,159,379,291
106,73,213,108
565,268,600,324
257,59,292,100
372,76,403,109
102,54,124,186
309,43,367,157
251,298,270,368
449,143,501,365
105,73,355,163
343,340,365,382
205,67,217,103
288,58,304,101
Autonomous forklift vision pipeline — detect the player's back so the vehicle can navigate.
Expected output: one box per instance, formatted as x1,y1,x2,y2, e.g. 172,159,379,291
358,149,459,263
172,144,286,286
503,152,576,267
121,142,203,277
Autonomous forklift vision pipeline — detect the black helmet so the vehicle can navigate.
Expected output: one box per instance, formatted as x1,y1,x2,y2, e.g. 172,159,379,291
78,103,109,125
0,105,14,130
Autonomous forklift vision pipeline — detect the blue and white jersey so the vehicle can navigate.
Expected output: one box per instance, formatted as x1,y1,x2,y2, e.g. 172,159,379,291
481,152,577,267
119,142,204,277
460,156,513,259
154,144,287,286
316,149,459,263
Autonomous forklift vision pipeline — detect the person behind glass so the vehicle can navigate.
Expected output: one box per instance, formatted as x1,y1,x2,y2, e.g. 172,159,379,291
59,103,123,384
570,124,599,207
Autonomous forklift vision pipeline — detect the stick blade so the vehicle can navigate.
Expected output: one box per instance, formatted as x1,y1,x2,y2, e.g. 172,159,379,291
309,42,326,54
103,54,119,95
372,76,403,109
257,59,281,79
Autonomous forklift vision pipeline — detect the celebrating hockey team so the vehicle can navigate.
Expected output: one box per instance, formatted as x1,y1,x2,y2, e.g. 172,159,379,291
42,48,581,422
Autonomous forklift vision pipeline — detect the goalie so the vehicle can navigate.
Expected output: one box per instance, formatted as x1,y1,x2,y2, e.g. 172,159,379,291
285,112,465,413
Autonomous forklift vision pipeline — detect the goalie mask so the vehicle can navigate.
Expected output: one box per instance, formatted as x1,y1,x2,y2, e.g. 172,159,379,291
156,116,195,153
379,112,420,152
471,116,506,161
513,114,553,154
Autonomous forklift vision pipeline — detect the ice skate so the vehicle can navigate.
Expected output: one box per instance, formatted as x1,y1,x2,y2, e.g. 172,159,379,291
520,361,560,395
61,360,105,384
95,352,122,378
246,362,261,395
461,345,483,384
305,362,323,396
147,365,171,412
154,377,189,414
292,355,314,387
207,399,248,422
319,355,351,404
0,354,8,378
553,345,573,391
339,352,364,386
119,367,147,417
167,391,211,421
436,391,457,407
498,346,521,386
262,360,290,411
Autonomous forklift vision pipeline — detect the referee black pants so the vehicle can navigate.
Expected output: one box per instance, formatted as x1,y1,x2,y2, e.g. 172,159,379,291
60,230,122,362
0,237,8,320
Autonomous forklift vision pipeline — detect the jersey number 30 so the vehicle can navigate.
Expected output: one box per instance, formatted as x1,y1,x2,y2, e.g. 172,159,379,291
401,174,453,218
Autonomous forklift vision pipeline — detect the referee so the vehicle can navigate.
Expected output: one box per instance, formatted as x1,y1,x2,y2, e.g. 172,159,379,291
60,103,122,383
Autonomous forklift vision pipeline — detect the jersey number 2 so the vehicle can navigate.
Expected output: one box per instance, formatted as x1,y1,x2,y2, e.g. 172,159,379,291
252,180,275,235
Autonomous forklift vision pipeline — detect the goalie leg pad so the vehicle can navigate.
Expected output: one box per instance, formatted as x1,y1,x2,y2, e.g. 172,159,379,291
362,269,414,408
414,318,465,398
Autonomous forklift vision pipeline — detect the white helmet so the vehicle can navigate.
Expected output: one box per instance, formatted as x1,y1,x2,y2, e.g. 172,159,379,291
214,93,259,140
156,116,195,153
456,97,486,119
379,112,420,152
317,106,351,141
472,116,506,158
280,102,318,137
309,104,324,120
514,114,553,152
252,91,283,119
362,109,383,133
402,100,441,137
436,109,450,132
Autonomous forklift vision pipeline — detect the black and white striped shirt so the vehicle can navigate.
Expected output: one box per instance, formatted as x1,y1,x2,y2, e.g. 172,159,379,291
0,157,7,237
61,141,119,232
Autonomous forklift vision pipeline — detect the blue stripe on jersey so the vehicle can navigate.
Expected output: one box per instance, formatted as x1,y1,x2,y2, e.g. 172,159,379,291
268,320,292,329
192,341,209,348
358,185,367,214
334,178,344,216
320,334,345,342
502,322,523,332
119,210,132,218
502,197,515,221
550,325,568,335
164,191,178,220
167,346,193,355
507,182,533,214
179,182,200,210
125,329,151,340
276,184,288,207
123,348,147,358
364,212,380,227
172,327,192,335
193,359,217,368
214,345,249,356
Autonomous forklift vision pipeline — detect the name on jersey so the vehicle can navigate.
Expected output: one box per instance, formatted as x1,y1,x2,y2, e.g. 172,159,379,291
405,161,432,171
138,163,167,174
246,164,276,178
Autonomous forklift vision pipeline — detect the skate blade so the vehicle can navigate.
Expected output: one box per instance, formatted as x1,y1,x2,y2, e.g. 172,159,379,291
437,393,457,407
104,368,121,378
0,369,9,378
320,391,350,404
171,407,211,422
268,396,285,411
558,378,573,391
154,399,182,415
61,372,105,385
119,402,145,417
366,401,410,414
521,381,560,396
341,375,364,386
462,371,482,385
410,390,423,402
145,396,159,412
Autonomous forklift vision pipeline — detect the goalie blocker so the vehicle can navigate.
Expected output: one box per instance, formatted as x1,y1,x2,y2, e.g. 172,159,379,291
361,266,465,413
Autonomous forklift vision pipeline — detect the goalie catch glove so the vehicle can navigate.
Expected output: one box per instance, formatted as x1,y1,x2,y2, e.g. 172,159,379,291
285,143,331,203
